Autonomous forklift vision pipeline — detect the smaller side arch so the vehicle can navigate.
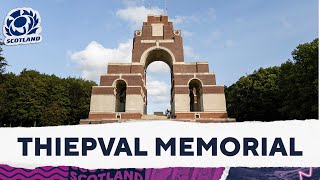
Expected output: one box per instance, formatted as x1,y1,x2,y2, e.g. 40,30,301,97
112,78,128,88
187,77,204,86
114,79,127,112
188,78,204,112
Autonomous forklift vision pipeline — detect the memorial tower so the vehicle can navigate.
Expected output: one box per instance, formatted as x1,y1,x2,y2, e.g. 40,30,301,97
80,14,235,124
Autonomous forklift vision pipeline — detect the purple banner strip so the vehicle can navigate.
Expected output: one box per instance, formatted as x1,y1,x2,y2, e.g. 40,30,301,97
0,165,224,180
1,165,319,180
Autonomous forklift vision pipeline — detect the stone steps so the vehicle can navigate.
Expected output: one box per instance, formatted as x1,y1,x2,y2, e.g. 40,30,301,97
141,115,168,120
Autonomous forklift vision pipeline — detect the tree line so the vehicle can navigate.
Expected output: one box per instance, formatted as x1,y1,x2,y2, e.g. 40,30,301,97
225,38,318,121
0,39,318,126
0,42,96,126
0,69,96,127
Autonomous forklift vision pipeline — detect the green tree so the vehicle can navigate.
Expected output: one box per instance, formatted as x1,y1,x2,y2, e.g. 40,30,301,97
226,38,318,121
10,70,46,127
278,38,318,119
65,77,96,125
226,67,281,122
0,73,17,127
0,69,97,127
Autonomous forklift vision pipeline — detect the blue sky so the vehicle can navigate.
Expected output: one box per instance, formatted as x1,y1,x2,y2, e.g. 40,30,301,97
1,0,318,114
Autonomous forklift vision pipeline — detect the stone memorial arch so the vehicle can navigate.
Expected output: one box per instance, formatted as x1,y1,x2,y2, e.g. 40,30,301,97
80,15,235,124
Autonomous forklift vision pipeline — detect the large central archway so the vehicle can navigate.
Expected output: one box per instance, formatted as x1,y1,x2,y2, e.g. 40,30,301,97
141,47,175,115
140,46,176,67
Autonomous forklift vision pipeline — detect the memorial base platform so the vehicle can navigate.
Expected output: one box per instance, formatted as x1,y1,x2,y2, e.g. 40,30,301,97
79,118,236,124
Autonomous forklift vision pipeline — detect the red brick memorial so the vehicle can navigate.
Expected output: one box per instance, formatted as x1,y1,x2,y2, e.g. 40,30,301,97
80,15,235,124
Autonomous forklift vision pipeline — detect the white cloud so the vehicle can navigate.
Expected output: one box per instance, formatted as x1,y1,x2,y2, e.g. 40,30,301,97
116,4,216,30
147,61,170,73
150,96,170,104
147,77,170,96
69,40,132,81
146,76,170,106
116,3,217,40
116,6,163,29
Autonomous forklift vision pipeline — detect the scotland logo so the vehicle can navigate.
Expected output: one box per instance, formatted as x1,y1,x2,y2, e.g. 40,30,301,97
3,7,42,45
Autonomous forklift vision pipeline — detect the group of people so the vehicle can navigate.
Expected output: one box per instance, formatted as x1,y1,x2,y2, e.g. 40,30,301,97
165,109,171,119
